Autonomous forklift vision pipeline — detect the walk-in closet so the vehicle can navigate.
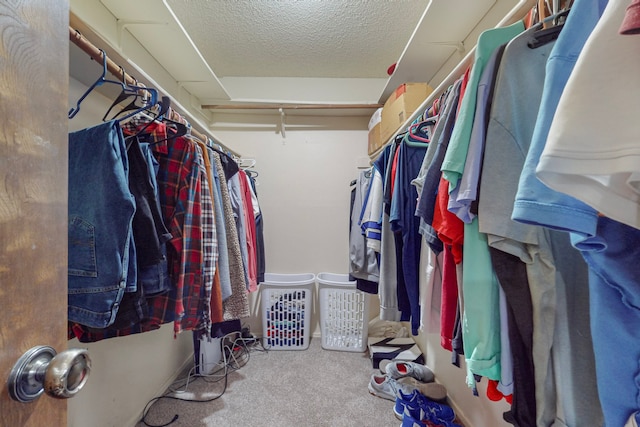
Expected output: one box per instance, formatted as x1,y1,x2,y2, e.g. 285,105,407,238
2,0,639,426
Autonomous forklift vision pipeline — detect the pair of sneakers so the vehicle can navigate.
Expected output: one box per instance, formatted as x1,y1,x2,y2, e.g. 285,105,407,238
368,360,447,403
397,389,462,427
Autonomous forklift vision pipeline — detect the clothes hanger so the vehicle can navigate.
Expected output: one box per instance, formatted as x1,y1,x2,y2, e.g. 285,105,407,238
116,86,158,122
69,49,114,118
528,9,568,49
207,139,237,165
130,96,188,146
403,114,437,148
102,73,150,122
408,116,438,144
529,0,572,48
69,50,157,119
239,158,257,169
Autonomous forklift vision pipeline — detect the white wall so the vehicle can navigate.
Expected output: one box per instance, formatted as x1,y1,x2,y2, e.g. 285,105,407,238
67,77,194,427
211,112,375,337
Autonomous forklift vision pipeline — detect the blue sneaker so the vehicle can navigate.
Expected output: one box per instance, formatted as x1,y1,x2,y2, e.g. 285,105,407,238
397,389,456,423
401,411,426,427
403,405,464,427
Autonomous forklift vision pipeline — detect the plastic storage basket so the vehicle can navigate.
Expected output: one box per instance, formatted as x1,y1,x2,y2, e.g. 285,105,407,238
261,273,315,350
318,273,370,352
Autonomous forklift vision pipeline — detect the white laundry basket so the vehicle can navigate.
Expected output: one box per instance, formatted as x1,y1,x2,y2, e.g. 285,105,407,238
318,273,370,352
260,273,315,350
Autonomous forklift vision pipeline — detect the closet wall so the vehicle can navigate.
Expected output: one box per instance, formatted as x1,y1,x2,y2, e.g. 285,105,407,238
212,112,378,337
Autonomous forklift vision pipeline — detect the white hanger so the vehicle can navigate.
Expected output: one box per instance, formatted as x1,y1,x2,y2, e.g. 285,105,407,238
239,158,257,169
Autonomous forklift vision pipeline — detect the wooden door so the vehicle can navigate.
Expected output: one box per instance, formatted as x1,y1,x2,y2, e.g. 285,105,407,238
0,1,70,426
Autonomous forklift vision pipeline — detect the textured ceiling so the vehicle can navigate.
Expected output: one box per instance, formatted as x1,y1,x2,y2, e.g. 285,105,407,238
166,0,429,79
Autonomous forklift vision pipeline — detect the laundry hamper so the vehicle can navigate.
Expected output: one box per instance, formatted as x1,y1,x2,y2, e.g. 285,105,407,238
318,273,370,352
260,273,315,350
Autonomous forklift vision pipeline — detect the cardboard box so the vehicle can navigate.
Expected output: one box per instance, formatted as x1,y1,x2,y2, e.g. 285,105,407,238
368,122,382,155
368,106,383,131
380,83,433,144
367,108,383,155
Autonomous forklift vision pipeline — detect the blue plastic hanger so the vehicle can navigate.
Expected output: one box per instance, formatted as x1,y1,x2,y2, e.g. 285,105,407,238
69,49,158,119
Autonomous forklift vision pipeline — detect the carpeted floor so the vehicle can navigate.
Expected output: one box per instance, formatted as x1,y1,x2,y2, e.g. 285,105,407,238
135,337,400,427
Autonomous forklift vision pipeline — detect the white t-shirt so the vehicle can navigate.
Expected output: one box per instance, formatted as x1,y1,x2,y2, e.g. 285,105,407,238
536,0,640,229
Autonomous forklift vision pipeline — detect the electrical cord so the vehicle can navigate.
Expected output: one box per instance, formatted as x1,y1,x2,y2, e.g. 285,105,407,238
140,331,267,427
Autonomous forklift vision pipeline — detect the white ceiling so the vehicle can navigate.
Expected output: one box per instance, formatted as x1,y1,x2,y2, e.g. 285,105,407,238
165,0,428,79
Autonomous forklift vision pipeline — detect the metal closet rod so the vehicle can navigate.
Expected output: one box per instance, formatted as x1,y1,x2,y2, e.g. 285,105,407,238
369,0,539,159
68,26,240,158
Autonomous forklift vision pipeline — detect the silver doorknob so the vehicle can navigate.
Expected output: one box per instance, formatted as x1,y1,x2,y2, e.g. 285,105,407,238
7,346,91,402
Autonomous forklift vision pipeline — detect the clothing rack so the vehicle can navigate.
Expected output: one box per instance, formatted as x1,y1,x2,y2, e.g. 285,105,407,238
68,26,241,159
369,0,538,160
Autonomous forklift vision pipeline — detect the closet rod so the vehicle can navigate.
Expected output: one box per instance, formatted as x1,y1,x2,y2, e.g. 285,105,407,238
369,0,538,159
68,26,241,158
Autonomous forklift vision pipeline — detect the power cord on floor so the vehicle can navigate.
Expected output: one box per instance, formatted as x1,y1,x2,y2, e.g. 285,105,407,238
140,331,268,427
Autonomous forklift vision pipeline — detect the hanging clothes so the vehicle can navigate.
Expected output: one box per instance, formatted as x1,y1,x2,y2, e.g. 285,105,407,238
194,143,221,335
68,120,136,329
208,146,233,302
349,168,379,293
246,172,266,284
522,0,638,425
456,43,519,408
390,138,428,335
212,151,250,320
238,169,258,292
68,116,254,342
366,143,402,321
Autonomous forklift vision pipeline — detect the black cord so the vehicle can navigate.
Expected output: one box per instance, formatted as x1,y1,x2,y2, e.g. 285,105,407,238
140,373,229,427
139,333,267,427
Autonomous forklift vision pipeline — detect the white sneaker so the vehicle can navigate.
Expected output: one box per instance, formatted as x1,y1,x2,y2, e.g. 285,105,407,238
368,374,411,401
379,360,435,383
368,374,447,402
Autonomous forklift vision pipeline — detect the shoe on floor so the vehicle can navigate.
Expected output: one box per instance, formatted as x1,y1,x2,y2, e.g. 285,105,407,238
368,374,415,401
369,374,447,403
379,359,435,383
401,411,427,427
401,410,463,427
397,389,456,424
626,412,639,427
399,378,448,403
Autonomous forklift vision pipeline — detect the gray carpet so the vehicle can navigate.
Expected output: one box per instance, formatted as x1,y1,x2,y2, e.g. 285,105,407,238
135,337,400,427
